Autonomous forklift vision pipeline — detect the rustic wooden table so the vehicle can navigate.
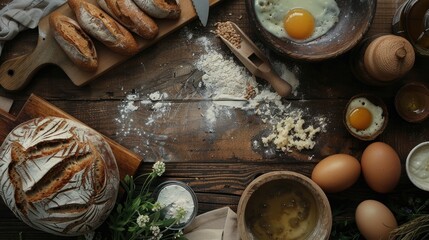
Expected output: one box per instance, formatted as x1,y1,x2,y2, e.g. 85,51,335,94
1,0,429,239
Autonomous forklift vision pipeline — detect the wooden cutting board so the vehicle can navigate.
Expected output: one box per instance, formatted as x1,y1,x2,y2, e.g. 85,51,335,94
0,0,220,91
0,94,142,179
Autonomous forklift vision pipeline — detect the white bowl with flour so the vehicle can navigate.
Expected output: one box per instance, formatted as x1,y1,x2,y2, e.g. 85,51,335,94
153,181,198,229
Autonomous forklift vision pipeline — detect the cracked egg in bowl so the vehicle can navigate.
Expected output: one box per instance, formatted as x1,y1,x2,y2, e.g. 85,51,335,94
245,0,376,61
344,94,388,141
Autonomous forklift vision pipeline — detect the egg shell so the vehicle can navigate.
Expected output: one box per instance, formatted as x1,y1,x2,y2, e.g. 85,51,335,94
311,154,361,193
355,200,397,240
361,142,401,193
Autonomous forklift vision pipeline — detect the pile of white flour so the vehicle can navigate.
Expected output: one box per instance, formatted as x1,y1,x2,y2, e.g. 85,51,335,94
114,28,326,157
196,50,257,99
195,35,326,154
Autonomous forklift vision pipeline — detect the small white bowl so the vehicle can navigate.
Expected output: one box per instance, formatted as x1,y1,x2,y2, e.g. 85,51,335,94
406,141,429,191
153,181,198,230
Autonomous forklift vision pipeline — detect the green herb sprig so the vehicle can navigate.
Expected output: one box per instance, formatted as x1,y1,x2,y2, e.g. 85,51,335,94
108,161,187,240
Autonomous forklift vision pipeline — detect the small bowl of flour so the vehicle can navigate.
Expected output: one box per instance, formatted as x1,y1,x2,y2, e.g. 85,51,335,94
153,181,198,230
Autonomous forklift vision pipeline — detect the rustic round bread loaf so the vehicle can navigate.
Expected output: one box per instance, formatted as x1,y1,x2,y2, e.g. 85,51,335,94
0,117,120,236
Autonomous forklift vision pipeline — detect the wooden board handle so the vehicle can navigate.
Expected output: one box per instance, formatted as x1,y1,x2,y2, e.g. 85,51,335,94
0,27,61,91
0,54,44,91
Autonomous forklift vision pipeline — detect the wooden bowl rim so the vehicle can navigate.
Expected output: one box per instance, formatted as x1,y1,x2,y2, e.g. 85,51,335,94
237,171,332,240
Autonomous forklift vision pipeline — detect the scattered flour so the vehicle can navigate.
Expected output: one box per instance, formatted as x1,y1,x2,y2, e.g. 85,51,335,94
195,35,326,155
196,50,257,99
271,61,300,97
114,28,326,157
115,90,172,135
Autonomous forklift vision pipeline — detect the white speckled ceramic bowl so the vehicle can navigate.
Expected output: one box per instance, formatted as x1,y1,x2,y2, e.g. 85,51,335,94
406,141,429,191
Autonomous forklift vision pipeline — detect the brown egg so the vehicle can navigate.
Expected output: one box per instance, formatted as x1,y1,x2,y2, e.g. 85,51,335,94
311,154,361,193
361,142,401,193
355,200,398,240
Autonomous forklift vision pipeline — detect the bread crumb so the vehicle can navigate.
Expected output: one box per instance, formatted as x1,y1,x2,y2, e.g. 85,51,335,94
262,114,321,152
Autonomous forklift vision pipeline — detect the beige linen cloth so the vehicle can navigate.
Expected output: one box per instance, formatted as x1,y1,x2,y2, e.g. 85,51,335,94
184,207,240,240
0,0,66,56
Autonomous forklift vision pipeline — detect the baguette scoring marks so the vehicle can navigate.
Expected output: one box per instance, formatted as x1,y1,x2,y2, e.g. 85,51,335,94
79,5,118,44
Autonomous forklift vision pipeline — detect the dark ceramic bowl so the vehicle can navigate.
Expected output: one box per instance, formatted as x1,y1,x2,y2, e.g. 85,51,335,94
395,82,429,123
245,0,377,61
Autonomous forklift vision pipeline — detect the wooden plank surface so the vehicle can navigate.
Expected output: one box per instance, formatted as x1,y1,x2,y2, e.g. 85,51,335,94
1,0,429,239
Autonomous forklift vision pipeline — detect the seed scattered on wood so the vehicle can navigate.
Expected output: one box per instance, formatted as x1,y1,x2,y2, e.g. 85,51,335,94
245,84,256,100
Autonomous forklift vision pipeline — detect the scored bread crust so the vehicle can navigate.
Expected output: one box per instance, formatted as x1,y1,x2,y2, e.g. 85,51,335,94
68,0,139,55
133,0,181,19
49,12,98,72
0,117,119,236
98,0,159,40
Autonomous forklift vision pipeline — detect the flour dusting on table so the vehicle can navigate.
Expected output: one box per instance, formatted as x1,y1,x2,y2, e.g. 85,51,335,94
114,27,327,158
196,50,257,99
195,34,327,155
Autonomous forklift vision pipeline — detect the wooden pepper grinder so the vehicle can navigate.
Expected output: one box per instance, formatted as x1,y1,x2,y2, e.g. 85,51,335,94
351,35,415,86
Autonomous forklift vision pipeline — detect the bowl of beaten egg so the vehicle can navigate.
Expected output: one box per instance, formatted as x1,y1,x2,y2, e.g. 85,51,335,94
344,94,388,141
237,171,332,240
246,0,376,61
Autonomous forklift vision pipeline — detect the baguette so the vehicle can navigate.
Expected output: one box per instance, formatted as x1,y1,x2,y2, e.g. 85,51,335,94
0,117,119,236
97,0,159,40
49,12,98,72
68,0,139,55
133,0,181,19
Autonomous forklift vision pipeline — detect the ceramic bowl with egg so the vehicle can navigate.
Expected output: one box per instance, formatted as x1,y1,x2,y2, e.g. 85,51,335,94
344,94,388,141
245,0,376,61
406,141,429,191
237,171,332,240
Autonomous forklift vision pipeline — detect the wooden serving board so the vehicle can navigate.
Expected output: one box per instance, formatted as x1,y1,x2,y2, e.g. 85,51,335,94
0,0,220,91
0,94,142,179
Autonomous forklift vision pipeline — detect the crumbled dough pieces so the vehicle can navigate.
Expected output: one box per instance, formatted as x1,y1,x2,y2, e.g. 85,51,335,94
262,115,321,152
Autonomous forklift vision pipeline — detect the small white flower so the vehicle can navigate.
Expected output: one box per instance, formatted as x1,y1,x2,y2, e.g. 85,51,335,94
152,161,165,176
136,214,150,228
150,225,160,236
174,230,183,239
150,234,163,240
152,202,162,212
174,206,186,220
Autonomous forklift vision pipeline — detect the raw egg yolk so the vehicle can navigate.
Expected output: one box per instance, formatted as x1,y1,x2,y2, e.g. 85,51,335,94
349,107,372,130
283,8,315,40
